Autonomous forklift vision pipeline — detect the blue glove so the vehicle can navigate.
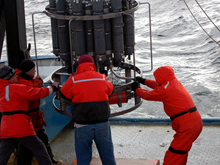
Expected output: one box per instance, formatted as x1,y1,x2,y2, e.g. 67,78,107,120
135,76,145,85
131,81,140,91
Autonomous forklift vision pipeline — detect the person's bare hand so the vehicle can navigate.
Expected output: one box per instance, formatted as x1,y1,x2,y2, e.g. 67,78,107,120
52,82,60,88
35,75,42,79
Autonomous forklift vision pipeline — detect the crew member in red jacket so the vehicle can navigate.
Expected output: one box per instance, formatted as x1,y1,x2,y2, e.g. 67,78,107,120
131,66,203,165
61,54,116,165
15,59,63,165
0,65,59,165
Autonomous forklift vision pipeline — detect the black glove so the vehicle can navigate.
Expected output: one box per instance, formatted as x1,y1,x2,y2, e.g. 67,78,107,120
131,81,140,91
135,76,145,85
52,85,59,92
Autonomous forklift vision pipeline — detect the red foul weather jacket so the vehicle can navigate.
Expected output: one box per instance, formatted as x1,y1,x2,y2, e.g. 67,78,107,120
16,69,46,132
136,66,203,164
61,62,113,124
136,66,197,118
0,78,54,138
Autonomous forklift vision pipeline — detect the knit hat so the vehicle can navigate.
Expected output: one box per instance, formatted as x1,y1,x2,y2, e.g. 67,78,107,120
0,65,16,80
20,59,35,72
78,54,94,65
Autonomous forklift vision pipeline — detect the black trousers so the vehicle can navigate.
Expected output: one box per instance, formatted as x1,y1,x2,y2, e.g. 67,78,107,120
17,128,54,165
0,135,52,165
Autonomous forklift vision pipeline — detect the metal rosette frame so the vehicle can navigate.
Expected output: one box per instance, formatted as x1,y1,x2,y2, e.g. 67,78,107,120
45,0,152,117
50,62,142,118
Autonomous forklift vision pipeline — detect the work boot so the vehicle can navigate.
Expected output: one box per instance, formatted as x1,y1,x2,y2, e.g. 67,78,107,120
52,158,63,165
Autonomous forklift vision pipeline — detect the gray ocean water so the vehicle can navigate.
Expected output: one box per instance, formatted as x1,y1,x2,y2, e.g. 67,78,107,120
1,0,220,118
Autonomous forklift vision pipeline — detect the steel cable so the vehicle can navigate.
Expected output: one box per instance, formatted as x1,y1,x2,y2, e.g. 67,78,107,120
183,0,220,46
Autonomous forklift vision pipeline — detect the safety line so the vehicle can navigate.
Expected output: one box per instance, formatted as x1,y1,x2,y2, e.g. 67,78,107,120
183,0,220,46
194,0,220,32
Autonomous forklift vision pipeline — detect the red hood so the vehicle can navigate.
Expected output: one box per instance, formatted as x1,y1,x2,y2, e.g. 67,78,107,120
75,62,96,75
15,68,21,75
153,66,176,85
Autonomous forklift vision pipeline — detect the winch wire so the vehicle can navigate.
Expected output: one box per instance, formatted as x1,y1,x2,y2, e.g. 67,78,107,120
183,0,220,46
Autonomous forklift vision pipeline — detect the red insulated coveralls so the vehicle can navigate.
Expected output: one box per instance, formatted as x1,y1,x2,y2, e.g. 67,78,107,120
0,78,54,138
61,62,113,124
16,69,46,132
135,66,203,165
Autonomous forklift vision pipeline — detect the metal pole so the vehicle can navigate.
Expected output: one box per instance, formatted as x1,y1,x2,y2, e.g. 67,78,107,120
68,19,74,74
32,12,44,76
139,2,153,73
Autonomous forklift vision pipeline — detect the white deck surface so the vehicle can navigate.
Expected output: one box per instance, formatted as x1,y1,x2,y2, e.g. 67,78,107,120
50,124,220,165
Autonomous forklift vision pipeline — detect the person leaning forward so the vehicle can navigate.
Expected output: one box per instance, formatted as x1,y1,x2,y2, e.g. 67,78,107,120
0,65,59,165
15,59,63,165
131,66,203,165
60,54,116,165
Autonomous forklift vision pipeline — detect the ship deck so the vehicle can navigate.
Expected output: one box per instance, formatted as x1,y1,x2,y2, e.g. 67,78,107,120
48,123,220,165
